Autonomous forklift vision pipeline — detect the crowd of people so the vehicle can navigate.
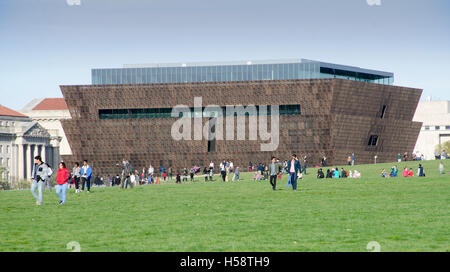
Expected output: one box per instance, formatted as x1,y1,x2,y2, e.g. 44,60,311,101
316,168,361,179
29,151,447,206
434,150,449,160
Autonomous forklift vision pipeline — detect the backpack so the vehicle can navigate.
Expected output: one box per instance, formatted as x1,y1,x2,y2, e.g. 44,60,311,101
46,163,53,178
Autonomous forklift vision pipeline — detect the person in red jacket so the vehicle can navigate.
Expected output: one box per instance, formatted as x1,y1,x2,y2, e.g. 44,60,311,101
56,162,71,205
408,168,414,177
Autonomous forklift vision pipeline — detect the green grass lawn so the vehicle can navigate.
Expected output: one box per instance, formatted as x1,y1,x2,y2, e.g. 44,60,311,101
0,160,449,252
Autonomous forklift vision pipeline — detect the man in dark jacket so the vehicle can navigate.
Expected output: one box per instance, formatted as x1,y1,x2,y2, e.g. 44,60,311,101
30,156,49,205
287,154,301,191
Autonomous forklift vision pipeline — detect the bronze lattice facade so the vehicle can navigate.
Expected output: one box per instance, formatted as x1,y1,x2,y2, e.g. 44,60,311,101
60,79,422,176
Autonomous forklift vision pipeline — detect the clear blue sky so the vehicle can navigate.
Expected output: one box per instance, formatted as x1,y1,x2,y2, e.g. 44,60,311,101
1,0,449,111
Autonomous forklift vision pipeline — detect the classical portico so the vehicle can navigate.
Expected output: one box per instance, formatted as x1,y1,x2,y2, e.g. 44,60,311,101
1,105,59,185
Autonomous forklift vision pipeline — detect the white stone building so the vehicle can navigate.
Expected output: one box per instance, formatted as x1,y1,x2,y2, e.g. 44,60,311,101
21,98,72,164
413,100,450,160
0,105,59,183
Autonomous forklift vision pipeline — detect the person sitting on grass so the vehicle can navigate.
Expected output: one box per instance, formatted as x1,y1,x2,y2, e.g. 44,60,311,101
147,175,154,184
326,169,332,178
408,168,414,177
253,172,260,181
341,168,347,178
349,170,353,178
390,166,398,177
381,169,388,178
333,168,340,179
317,168,324,179
417,164,425,177
353,170,361,178
402,167,409,177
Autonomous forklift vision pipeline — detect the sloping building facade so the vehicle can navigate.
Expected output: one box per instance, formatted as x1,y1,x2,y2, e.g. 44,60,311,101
60,78,422,176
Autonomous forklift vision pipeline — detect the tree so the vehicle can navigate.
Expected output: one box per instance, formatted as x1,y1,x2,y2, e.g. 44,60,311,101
435,141,450,154
0,165,11,190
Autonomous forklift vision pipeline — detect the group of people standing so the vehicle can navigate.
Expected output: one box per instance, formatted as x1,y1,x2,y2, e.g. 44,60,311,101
30,156,92,206
219,160,239,182
254,154,303,191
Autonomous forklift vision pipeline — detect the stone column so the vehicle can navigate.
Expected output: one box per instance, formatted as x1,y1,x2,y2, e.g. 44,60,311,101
33,144,39,158
26,144,31,179
42,145,47,164
50,137,62,167
17,144,25,180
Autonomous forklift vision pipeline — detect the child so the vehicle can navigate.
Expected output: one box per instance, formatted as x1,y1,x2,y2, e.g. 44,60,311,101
381,169,387,178
176,173,181,184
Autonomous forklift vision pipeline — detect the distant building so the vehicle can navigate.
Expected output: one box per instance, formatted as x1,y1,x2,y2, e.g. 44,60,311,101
0,105,57,183
60,59,421,176
413,100,450,159
21,98,72,164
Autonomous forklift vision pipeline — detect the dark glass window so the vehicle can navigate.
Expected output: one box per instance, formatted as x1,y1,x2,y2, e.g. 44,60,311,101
207,118,216,152
368,135,379,146
99,104,301,119
380,105,387,119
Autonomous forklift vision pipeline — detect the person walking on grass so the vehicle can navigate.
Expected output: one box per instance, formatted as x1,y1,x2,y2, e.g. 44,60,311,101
203,167,208,181
72,162,81,193
439,162,444,174
287,154,301,191
80,160,93,192
269,156,282,191
190,167,195,182
44,163,53,192
30,156,49,206
220,161,226,182
56,162,70,205
120,159,133,189
233,167,240,181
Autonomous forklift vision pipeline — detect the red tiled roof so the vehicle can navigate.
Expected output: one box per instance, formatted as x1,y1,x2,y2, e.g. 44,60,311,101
0,105,28,117
32,98,68,110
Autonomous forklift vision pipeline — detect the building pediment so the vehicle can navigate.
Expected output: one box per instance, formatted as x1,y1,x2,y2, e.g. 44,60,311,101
24,123,51,138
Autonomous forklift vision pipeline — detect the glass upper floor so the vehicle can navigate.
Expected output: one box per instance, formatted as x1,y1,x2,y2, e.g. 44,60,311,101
91,59,394,85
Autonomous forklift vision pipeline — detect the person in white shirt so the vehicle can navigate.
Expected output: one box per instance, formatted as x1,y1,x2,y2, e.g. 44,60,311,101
130,174,136,186
148,165,154,177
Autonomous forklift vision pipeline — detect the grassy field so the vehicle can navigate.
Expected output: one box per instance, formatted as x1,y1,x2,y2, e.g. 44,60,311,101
0,159,449,252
